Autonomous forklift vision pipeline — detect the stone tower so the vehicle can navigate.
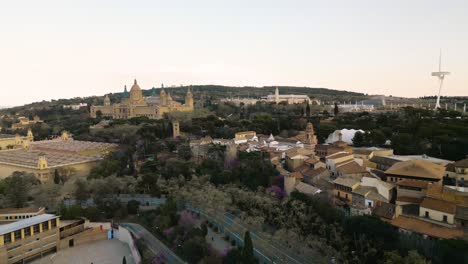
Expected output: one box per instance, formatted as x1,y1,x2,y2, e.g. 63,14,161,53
104,95,111,106
37,153,48,170
284,173,296,196
185,87,194,110
224,142,238,169
305,122,318,150
27,129,34,142
275,87,280,104
160,89,167,106
172,121,180,138
61,131,71,141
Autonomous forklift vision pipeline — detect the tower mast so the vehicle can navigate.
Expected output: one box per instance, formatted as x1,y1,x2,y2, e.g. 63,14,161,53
432,49,450,109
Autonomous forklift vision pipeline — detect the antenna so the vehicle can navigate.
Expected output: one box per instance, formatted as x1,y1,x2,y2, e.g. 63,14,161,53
431,49,450,109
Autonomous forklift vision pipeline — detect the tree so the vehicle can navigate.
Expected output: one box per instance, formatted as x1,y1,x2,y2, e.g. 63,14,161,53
334,102,339,116
74,179,89,206
127,200,140,215
305,102,311,119
4,172,33,208
53,169,60,184
242,231,255,263
122,256,126,264
352,131,365,147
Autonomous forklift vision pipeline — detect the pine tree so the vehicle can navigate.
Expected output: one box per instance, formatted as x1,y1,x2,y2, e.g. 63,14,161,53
122,256,126,264
242,231,255,263
334,102,339,116
306,102,311,119
53,169,60,184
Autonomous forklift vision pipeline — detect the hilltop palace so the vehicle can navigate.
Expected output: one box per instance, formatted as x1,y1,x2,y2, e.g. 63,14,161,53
90,79,194,119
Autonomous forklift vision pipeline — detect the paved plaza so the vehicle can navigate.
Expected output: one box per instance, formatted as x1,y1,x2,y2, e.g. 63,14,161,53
31,239,134,264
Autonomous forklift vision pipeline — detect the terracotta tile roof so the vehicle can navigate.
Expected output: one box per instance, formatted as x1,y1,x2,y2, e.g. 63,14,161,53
293,164,310,173
326,152,353,159
420,198,456,214
396,196,423,204
388,216,464,239
337,161,367,174
290,172,303,180
456,206,468,221
333,176,360,188
302,167,328,178
453,158,468,168
385,160,445,180
396,180,429,189
304,157,320,165
426,184,468,207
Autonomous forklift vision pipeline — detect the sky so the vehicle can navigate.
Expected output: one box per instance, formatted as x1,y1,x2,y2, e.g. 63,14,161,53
0,0,467,106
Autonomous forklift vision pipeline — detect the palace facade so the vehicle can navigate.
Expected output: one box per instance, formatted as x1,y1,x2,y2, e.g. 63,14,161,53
90,79,194,119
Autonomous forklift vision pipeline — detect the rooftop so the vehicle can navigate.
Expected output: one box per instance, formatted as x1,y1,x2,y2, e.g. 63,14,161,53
326,152,353,160
0,134,16,140
396,196,424,204
333,176,360,188
337,161,367,175
385,160,445,180
0,207,44,215
454,158,468,168
295,182,321,195
0,149,102,169
396,179,429,189
0,214,58,235
31,139,118,154
420,198,457,214
388,215,464,239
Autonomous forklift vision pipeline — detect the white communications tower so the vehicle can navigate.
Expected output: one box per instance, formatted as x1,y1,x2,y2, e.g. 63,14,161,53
431,50,450,109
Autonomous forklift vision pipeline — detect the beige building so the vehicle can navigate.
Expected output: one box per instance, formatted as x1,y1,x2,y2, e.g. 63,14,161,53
0,131,118,182
0,214,110,264
11,116,43,130
385,159,445,184
0,208,45,224
90,80,194,119
0,214,60,264
0,130,33,150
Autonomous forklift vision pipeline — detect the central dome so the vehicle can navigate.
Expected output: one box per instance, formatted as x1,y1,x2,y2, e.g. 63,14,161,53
130,79,141,92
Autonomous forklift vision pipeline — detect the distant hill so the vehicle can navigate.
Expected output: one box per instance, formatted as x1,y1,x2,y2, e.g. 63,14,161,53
1,85,367,114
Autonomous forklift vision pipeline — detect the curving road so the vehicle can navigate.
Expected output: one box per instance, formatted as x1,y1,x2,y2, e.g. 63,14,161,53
121,223,186,264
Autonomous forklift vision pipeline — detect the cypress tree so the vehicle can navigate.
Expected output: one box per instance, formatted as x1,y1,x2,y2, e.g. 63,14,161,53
242,231,255,263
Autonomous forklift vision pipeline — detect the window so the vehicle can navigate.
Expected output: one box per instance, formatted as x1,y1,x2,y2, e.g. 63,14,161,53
368,202,372,207
425,211,429,218
337,191,341,197
345,193,348,199
42,222,49,231
24,227,31,237
51,219,57,228
14,230,21,240
33,224,40,233
443,215,448,222
4,233,11,244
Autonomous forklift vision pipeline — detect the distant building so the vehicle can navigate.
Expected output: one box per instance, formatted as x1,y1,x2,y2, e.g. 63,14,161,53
11,115,43,130
0,131,118,182
264,87,319,105
234,131,257,144
0,130,33,150
63,103,88,110
316,132,353,159
90,80,194,119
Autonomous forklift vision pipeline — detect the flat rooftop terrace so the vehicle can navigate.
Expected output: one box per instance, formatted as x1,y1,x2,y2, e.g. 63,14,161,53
0,149,101,169
31,239,135,264
30,139,118,153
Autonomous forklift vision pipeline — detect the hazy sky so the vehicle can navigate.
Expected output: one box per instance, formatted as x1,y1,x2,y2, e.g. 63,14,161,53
0,0,467,106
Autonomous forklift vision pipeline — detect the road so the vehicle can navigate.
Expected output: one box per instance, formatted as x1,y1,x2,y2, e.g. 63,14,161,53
121,223,186,264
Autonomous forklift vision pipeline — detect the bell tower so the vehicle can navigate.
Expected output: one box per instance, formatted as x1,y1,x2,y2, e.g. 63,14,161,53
186,87,194,110
37,153,48,170
172,121,180,138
